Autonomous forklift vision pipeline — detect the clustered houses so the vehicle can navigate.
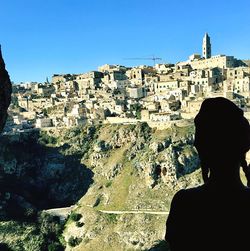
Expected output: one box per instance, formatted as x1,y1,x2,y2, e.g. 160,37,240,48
6,33,250,132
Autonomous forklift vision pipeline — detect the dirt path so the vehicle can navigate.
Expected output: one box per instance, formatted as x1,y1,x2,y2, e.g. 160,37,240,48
44,206,169,221
99,210,169,215
44,205,76,220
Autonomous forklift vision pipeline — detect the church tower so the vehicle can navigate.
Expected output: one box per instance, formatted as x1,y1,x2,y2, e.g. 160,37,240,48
202,33,211,59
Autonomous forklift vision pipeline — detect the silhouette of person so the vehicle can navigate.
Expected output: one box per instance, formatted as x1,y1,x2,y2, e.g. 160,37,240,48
165,97,250,251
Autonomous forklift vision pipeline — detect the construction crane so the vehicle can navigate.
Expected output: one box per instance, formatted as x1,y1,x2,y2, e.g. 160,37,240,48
123,56,162,65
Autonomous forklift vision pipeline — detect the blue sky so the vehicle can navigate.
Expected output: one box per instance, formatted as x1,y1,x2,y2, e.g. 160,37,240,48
1,0,250,83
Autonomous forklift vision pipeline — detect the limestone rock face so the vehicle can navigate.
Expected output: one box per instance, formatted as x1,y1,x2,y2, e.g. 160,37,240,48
0,46,12,132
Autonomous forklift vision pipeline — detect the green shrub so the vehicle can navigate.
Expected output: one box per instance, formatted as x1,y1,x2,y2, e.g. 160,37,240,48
48,242,64,251
93,197,101,207
38,212,65,249
69,212,82,221
105,180,112,187
76,221,84,227
24,207,36,219
39,131,57,145
68,236,82,247
104,214,118,224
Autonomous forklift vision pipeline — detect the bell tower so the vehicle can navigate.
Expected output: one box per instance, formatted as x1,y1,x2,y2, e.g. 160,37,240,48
202,33,211,59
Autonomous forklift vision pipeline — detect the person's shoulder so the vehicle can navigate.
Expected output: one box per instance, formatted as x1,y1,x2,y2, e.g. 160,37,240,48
171,185,204,204
173,185,204,197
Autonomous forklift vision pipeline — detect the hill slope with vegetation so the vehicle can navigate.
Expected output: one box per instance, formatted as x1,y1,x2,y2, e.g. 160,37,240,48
0,122,202,250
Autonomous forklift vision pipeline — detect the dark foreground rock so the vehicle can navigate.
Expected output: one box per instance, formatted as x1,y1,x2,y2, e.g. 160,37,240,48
0,45,11,132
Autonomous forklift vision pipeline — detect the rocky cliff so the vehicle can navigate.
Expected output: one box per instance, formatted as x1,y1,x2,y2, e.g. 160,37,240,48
58,122,202,251
0,123,202,250
0,45,11,132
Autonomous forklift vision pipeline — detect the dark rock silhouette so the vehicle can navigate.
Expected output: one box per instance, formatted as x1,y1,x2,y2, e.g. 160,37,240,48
0,45,12,132
165,97,250,251
0,131,94,218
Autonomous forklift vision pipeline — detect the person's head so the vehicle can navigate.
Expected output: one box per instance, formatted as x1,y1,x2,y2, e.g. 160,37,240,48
194,97,250,184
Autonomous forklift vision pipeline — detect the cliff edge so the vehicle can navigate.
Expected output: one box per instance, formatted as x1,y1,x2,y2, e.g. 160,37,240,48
0,45,12,132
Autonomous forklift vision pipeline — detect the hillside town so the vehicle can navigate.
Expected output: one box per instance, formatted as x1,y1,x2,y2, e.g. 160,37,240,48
6,33,250,132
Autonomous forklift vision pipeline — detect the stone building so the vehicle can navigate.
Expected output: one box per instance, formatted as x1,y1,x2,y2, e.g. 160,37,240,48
75,71,103,96
128,86,145,99
150,112,180,122
126,68,144,85
98,64,128,73
226,67,250,80
35,118,53,128
52,74,74,84
154,80,179,94
179,55,236,70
